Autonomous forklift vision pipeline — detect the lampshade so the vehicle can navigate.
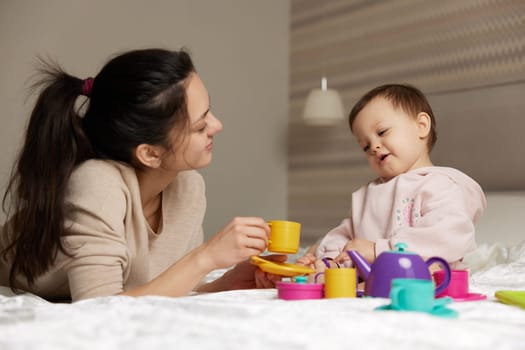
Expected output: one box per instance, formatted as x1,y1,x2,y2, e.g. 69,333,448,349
302,77,345,126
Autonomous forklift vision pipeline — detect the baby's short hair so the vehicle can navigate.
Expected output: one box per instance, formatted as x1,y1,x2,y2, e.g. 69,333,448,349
348,84,437,152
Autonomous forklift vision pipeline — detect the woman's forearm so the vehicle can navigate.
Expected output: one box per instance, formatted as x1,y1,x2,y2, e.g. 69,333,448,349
119,244,215,297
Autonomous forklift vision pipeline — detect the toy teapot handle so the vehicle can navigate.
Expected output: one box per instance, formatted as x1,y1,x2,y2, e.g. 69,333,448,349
425,257,451,295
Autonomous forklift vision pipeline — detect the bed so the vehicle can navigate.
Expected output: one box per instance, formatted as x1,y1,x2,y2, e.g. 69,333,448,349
1,192,525,350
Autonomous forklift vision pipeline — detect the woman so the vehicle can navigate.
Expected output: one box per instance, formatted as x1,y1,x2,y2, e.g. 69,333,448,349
0,48,283,301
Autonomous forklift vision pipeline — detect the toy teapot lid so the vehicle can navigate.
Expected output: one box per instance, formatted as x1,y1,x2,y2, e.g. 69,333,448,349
388,242,415,255
293,276,308,283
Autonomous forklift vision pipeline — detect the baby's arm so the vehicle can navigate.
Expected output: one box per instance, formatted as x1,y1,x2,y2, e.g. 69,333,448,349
295,218,354,281
315,218,354,261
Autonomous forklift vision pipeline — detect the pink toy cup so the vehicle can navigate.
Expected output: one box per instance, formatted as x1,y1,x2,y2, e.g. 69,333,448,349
433,269,487,302
276,281,324,300
433,269,469,298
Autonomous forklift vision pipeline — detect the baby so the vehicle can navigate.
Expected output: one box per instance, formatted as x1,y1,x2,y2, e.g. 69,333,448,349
298,84,486,272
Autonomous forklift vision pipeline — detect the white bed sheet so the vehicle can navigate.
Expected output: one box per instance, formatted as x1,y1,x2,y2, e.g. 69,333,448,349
1,241,525,350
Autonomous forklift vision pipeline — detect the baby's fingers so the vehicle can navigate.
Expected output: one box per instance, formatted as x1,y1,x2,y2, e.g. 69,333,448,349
296,253,316,266
334,251,351,264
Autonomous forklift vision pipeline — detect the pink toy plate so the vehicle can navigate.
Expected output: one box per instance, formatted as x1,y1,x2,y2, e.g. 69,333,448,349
438,292,487,302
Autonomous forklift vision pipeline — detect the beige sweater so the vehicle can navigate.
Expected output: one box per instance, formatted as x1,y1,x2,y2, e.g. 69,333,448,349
0,160,205,301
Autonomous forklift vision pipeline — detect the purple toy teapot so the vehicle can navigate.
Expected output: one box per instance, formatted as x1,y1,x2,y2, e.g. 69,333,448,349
347,242,451,298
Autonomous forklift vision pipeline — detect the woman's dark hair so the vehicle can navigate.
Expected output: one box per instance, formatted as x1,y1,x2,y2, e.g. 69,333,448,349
348,83,437,152
2,48,195,288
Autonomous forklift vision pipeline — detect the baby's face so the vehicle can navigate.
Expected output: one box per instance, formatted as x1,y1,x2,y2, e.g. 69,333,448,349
352,97,432,181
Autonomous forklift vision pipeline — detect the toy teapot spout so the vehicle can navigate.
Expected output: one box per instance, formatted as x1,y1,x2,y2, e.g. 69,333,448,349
347,250,371,280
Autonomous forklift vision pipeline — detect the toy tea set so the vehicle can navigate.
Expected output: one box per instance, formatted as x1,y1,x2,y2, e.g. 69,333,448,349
250,222,486,318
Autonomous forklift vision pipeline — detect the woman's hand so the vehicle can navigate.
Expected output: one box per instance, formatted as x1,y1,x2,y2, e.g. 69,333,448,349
202,254,287,291
228,254,287,289
201,217,271,270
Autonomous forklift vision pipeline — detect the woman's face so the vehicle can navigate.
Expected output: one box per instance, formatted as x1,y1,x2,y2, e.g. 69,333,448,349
166,73,223,171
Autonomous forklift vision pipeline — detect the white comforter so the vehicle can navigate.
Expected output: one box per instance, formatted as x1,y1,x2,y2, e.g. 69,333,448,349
1,242,525,350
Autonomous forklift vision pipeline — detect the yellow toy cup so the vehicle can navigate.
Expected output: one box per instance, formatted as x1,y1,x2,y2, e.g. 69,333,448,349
267,220,301,254
316,268,357,298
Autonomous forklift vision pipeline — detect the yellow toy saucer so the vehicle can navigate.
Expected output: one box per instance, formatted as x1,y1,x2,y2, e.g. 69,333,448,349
250,255,315,277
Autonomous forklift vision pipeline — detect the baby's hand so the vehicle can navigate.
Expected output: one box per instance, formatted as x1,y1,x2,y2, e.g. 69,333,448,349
296,253,331,283
334,242,354,265
335,238,375,264
308,258,339,284
295,252,316,268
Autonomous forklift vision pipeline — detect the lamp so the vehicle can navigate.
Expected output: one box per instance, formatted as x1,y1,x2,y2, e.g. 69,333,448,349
302,76,345,126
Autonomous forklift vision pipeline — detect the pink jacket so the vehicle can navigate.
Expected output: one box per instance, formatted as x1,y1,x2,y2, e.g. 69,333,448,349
316,167,486,267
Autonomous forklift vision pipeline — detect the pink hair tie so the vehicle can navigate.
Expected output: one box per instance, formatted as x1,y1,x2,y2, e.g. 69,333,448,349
81,77,94,97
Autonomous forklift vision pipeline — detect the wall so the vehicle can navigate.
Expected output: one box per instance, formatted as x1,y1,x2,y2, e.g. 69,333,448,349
0,0,289,240
290,0,525,245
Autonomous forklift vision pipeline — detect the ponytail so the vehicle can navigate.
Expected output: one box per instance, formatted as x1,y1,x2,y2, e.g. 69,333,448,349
2,59,93,288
